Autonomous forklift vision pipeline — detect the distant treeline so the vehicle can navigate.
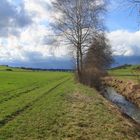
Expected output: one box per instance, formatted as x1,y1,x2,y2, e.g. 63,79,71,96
111,64,132,70
20,67,74,72
0,65,74,72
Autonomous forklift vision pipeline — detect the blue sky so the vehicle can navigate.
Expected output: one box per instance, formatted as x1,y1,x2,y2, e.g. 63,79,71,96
106,0,139,31
0,0,140,68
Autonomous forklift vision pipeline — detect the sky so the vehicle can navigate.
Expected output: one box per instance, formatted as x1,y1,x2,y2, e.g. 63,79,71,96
0,0,140,68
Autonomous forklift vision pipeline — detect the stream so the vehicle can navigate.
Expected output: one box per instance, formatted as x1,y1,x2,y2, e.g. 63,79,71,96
103,87,140,124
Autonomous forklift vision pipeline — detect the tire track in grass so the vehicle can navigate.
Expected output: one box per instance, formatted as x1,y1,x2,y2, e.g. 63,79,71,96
0,75,68,104
0,77,70,128
0,76,68,119
0,82,38,94
0,76,64,104
0,82,39,101
0,86,40,104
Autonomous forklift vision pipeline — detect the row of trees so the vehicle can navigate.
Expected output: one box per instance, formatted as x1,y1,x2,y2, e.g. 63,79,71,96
52,0,113,88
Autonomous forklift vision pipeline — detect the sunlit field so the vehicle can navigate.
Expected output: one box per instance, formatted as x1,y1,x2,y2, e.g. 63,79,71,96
0,67,139,140
109,65,140,83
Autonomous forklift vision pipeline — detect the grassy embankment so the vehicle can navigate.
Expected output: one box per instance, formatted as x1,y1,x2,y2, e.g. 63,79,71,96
0,66,139,139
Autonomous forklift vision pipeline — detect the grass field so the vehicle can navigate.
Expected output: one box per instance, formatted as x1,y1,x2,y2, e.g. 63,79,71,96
0,67,140,139
109,65,140,83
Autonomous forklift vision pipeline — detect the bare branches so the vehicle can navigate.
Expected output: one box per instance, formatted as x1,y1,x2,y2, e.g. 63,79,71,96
52,0,108,81
81,33,113,88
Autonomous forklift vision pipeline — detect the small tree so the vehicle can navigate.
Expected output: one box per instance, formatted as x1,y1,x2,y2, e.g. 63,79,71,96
82,33,113,88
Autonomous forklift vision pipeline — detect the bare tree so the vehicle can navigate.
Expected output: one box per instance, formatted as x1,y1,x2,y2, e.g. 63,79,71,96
52,0,107,80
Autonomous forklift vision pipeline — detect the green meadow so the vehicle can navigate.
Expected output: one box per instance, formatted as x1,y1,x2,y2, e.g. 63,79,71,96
109,65,140,82
0,67,139,140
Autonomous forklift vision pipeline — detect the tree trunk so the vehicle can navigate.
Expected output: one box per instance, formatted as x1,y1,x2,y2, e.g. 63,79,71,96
76,49,80,78
79,47,83,74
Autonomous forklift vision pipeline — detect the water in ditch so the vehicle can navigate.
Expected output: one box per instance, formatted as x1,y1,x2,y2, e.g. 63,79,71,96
103,87,140,124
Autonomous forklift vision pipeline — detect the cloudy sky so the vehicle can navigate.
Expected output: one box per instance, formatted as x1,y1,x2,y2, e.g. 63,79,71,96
0,0,140,68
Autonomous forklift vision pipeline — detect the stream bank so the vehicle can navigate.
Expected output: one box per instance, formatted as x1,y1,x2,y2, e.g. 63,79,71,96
102,77,140,108
102,86,140,124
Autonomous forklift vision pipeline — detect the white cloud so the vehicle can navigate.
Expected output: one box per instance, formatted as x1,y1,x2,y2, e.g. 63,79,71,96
23,0,56,23
1,0,140,68
0,0,71,68
0,0,32,37
107,30,140,56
